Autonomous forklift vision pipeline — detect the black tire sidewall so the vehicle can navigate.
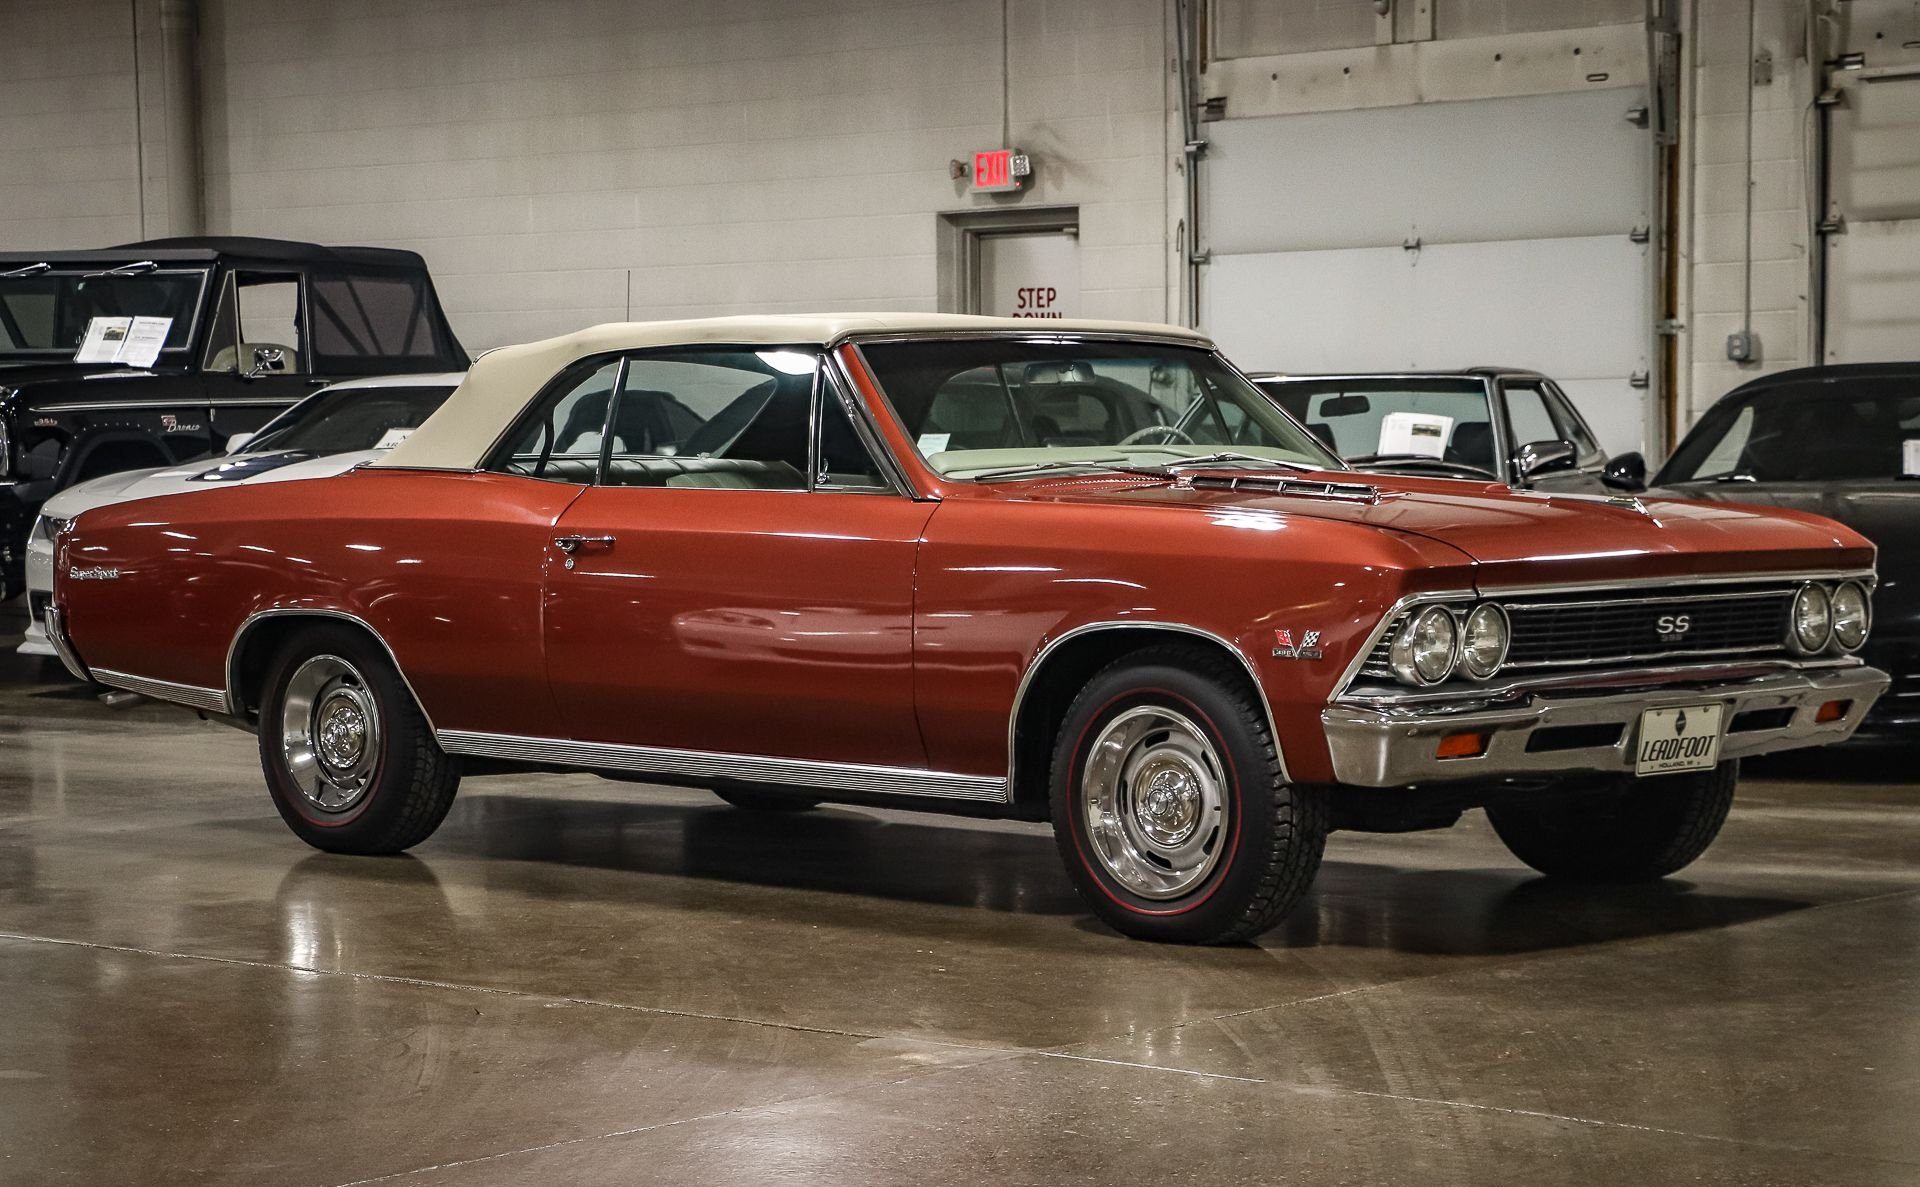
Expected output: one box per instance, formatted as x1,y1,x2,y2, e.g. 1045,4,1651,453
1050,660,1280,943
259,626,423,849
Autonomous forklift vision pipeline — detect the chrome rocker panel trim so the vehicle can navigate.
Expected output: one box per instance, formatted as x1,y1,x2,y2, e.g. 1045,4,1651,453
437,729,1011,803
1322,663,1890,788
91,667,230,715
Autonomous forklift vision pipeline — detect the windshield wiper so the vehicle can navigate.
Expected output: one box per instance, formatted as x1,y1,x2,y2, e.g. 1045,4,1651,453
1156,451,1321,473
968,459,1171,482
0,262,50,279
1348,453,1499,480
81,260,157,278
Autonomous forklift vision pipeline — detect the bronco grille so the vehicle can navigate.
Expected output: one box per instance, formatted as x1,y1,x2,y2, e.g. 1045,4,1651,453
1361,582,1802,681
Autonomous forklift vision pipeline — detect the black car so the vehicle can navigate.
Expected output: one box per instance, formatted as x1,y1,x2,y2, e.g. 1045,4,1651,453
1255,369,1647,493
1652,363,1919,740
0,236,466,598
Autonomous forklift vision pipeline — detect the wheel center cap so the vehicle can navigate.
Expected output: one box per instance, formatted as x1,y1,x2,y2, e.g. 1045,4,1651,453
316,699,366,770
1137,765,1200,846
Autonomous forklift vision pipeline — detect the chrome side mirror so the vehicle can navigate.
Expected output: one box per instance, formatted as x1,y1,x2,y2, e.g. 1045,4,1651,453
1512,438,1577,481
246,346,286,377
1602,450,1648,491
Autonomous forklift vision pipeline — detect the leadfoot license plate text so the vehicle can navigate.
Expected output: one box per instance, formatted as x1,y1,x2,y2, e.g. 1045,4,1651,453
1635,704,1725,776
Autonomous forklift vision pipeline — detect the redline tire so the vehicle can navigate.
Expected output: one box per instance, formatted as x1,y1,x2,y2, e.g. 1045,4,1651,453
1487,760,1738,882
258,624,460,855
1049,644,1327,944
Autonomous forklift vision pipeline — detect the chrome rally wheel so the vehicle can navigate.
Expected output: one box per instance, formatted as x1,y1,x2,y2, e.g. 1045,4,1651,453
258,623,460,854
1049,645,1328,945
279,654,381,814
1080,705,1228,899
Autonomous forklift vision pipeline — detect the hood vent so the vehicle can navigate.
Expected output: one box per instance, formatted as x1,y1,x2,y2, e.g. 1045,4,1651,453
1185,473,1385,504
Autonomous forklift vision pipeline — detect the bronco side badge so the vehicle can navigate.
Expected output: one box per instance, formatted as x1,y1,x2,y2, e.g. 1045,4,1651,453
1272,629,1323,660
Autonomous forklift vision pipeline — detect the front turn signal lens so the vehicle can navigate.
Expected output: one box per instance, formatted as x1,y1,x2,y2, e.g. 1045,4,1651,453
1815,700,1850,724
1436,730,1490,759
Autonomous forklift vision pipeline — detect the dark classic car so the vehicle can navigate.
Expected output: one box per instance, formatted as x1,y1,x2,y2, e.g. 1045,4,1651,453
44,316,1889,945
0,236,467,598
1255,370,1648,492
1651,363,1919,740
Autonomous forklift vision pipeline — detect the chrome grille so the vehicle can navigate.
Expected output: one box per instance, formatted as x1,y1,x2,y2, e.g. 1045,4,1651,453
1362,581,1803,681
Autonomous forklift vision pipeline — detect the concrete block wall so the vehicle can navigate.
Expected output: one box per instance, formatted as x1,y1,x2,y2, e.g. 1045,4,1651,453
1680,0,1818,419
195,0,1171,351
0,0,141,247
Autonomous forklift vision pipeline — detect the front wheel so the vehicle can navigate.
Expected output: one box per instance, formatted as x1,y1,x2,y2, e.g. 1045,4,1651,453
1049,645,1327,944
1486,761,1738,882
258,624,460,854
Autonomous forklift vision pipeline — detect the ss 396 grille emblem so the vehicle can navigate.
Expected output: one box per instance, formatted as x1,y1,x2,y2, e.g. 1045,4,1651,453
1655,613,1692,643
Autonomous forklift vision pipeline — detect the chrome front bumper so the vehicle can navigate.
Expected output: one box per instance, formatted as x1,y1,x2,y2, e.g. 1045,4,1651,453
1322,664,1890,788
42,604,93,683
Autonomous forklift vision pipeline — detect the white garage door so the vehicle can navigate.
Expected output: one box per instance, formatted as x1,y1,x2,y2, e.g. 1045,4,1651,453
1824,71,1920,363
1201,87,1654,453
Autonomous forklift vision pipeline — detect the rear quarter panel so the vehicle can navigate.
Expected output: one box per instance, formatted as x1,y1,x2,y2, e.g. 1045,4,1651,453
57,469,581,736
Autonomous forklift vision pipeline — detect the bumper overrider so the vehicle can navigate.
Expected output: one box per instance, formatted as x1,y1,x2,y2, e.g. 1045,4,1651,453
1323,662,1889,788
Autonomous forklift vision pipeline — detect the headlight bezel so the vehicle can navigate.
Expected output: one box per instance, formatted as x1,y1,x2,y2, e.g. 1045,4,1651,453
1788,582,1834,655
1390,604,1460,686
1829,580,1870,652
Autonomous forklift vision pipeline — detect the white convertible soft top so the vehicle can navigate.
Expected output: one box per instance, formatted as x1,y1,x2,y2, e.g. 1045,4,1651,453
370,313,1214,471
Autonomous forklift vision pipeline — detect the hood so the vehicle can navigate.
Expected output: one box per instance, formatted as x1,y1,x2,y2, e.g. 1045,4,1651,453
1006,469,1875,588
48,449,382,520
1653,480,1918,635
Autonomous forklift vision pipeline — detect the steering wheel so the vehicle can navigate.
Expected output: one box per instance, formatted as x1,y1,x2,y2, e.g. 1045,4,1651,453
1119,424,1194,447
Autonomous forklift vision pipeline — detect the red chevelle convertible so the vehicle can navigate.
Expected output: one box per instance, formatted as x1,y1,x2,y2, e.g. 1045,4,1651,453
46,315,1888,943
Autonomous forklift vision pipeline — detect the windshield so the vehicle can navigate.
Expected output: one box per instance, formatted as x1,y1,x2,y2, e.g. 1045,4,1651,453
857,340,1339,479
1659,382,1920,484
244,383,458,455
0,268,206,357
1261,377,1496,473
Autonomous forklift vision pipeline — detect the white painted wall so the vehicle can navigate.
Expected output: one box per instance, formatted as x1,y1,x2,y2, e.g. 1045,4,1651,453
0,0,1896,450
190,0,1171,351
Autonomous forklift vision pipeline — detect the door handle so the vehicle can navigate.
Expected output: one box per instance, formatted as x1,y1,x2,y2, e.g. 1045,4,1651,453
553,535,615,570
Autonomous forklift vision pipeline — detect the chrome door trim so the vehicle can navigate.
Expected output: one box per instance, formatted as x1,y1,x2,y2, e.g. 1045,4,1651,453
224,607,438,731
92,668,230,715
1006,621,1289,787
435,730,1010,803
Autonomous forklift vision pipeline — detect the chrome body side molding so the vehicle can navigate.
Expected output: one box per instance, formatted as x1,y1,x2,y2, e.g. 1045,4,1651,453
437,730,1011,803
43,605,93,684
223,607,439,732
92,668,230,715
1007,620,1288,786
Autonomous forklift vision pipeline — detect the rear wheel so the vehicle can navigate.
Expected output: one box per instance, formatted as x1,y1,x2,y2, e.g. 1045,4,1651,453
713,789,820,812
258,624,460,854
1049,645,1327,945
1487,761,1737,882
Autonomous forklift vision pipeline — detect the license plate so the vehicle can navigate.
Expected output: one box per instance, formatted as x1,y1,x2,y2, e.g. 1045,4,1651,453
1634,704,1725,776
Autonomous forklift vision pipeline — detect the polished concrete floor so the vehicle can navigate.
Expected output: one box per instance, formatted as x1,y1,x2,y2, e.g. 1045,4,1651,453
2,605,1917,1185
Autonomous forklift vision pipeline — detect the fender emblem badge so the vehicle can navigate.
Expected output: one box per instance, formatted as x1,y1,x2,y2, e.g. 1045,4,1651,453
68,566,121,581
1272,628,1323,660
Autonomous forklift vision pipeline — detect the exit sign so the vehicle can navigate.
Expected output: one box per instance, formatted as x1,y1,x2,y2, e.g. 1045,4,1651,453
971,148,1030,193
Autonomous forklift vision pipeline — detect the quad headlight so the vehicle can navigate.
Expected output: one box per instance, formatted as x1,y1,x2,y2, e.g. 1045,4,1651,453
1460,603,1510,680
1789,583,1833,654
1829,580,1870,652
1390,605,1460,686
